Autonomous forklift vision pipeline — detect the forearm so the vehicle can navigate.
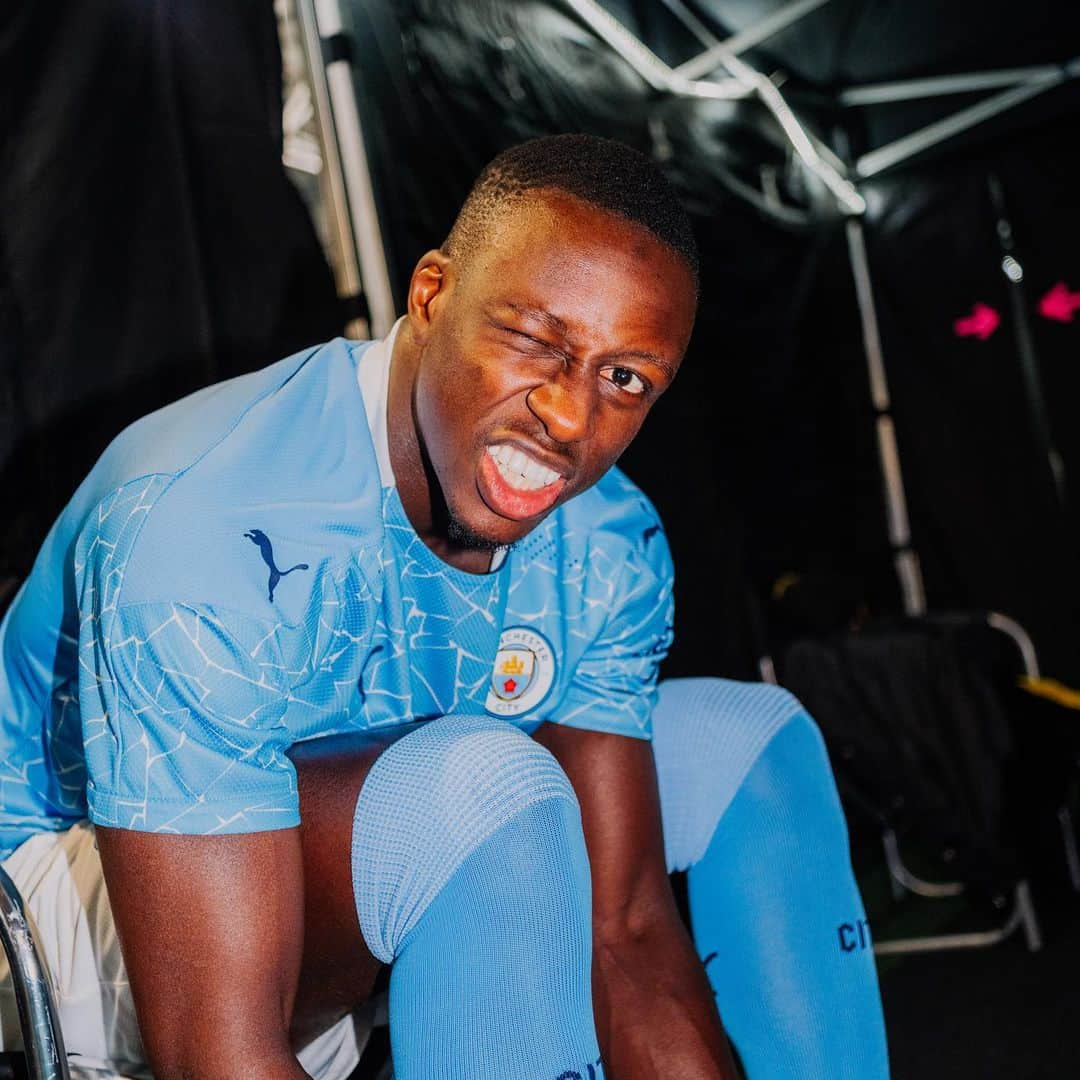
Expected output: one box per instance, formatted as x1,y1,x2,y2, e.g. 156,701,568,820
97,827,309,1080
592,918,739,1080
151,1048,309,1080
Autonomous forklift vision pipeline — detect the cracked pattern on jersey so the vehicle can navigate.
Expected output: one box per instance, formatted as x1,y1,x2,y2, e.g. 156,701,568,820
358,489,507,729
74,475,296,833
3,465,671,848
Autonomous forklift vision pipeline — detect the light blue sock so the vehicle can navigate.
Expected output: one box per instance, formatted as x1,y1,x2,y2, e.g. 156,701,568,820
352,714,604,1080
654,678,890,1079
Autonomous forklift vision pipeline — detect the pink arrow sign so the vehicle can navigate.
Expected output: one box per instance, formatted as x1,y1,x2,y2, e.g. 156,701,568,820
954,302,1000,341
1038,281,1080,323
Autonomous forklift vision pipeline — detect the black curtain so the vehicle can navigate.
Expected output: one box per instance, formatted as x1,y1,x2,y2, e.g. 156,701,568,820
0,0,342,574
343,0,1080,680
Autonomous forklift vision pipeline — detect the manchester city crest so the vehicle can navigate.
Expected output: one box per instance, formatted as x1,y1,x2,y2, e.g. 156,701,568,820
485,626,556,717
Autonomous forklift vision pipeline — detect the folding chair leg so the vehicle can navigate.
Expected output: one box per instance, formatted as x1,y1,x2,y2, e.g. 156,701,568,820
1016,879,1043,952
1058,804,1080,893
874,880,1042,956
882,828,964,899
0,866,69,1080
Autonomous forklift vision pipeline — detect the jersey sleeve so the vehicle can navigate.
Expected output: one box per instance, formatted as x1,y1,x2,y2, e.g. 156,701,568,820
553,525,675,741
74,478,301,835
79,599,300,835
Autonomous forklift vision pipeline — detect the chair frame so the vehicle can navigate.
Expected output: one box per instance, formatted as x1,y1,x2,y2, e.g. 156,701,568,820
0,865,69,1080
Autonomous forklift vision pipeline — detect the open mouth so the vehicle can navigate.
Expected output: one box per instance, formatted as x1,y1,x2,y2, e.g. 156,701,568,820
477,443,568,521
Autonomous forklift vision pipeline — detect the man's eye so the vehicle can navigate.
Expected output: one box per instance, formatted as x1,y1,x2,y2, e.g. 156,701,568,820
602,366,648,396
505,328,558,354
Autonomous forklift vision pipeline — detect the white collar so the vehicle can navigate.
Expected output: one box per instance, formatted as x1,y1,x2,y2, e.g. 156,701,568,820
356,319,507,571
356,316,404,489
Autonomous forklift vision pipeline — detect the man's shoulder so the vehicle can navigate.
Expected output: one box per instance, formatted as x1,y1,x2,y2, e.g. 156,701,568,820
106,338,365,476
556,466,669,572
77,338,386,622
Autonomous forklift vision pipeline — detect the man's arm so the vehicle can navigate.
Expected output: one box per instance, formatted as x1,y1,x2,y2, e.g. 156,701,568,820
533,722,739,1080
96,827,309,1080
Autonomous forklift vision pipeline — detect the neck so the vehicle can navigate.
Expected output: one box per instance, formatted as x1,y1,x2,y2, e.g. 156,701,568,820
387,326,495,575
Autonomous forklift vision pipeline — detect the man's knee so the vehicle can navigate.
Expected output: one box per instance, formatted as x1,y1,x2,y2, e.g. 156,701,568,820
653,677,815,871
351,714,589,963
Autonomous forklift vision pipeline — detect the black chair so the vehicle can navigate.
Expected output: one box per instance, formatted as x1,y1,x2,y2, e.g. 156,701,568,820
773,609,1061,956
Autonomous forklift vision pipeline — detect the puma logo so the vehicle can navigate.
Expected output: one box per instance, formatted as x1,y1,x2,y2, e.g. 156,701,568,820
244,529,310,602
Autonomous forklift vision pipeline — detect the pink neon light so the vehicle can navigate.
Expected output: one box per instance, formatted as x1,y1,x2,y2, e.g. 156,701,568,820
1038,281,1080,323
953,302,1000,341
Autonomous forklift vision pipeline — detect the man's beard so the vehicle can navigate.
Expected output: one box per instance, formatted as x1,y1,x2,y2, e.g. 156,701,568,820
446,513,506,554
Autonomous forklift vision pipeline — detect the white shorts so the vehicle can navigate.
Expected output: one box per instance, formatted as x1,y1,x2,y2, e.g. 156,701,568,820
0,823,365,1079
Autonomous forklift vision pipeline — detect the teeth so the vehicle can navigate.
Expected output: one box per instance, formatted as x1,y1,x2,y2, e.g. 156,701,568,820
486,444,561,491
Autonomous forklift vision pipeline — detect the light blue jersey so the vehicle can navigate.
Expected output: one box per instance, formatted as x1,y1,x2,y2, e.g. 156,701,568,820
0,331,673,857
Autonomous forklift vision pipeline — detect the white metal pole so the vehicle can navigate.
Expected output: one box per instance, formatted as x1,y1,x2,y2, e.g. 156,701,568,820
856,59,1080,179
296,0,365,335
840,62,1076,107
673,0,834,79
563,0,864,215
846,218,927,616
314,0,397,339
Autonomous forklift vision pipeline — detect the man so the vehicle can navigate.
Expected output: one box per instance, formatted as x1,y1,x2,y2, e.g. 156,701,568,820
0,134,888,1078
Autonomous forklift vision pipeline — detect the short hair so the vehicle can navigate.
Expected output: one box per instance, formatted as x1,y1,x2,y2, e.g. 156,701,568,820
443,133,699,289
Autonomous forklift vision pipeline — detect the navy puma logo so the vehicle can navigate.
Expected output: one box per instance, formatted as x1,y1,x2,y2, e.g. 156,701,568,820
555,1059,604,1080
244,529,309,602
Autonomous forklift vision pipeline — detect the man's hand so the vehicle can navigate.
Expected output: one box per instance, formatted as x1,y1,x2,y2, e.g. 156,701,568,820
533,723,739,1080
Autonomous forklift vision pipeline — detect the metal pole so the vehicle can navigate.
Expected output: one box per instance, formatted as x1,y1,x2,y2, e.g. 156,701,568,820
0,866,70,1080
986,173,1066,507
986,611,1041,679
856,59,1080,178
297,0,398,338
562,0,864,215
295,0,366,335
840,62,1076,107
845,218,927,616
315,0,398,338
674,0,834,79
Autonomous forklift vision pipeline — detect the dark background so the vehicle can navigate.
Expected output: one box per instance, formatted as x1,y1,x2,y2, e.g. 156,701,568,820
5,0,1080,684
4,3,1080,1075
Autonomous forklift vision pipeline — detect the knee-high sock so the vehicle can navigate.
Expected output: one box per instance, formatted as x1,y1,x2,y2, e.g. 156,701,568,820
654,679,890,1079
352,714,604,1080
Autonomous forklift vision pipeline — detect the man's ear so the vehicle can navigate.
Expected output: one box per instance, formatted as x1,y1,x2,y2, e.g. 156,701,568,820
406,250,453,344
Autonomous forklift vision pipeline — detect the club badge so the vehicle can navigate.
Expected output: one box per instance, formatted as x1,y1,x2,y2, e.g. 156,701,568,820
485,626,556,717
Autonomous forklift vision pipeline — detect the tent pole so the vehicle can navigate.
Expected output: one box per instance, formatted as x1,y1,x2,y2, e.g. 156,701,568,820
673,0,834,79
313,0,397,338
846,219,927,616
856,58,1080,178
295,0,366,335
987,174,1067,507
840,62,1078,106
297,0,398,338
564,0,864,213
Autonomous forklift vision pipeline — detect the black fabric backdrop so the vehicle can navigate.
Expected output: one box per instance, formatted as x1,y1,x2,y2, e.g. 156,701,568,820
0,1,343,573
3,0,1079,682
341,0,1080,680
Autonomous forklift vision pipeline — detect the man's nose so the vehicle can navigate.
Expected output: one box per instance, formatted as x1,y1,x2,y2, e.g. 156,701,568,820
526,373,596,444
